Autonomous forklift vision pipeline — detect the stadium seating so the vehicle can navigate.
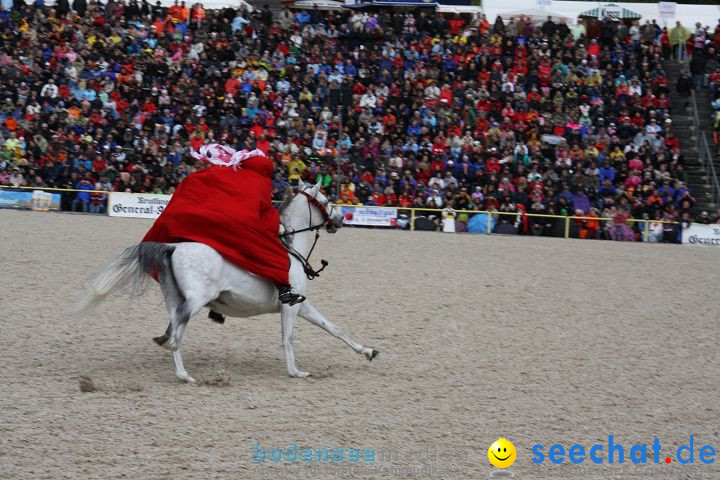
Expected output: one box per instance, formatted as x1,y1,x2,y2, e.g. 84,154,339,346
1,3,719,237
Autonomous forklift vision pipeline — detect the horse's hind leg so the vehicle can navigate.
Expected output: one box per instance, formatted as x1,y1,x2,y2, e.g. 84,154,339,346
172,350,194,384
152,279,193,382
160,300,206,383
153,275,181,346
153,323,172,347
298,301,379,361
155,268,210,383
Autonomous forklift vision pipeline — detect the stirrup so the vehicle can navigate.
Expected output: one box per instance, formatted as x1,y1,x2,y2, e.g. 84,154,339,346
279,291,306,306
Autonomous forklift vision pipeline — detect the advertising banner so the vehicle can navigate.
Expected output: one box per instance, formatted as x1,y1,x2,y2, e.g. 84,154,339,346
681,224,720,247
598,5,622,20
340,206,398,227
658,2,676,18
107,192,172,219
0,190,61,211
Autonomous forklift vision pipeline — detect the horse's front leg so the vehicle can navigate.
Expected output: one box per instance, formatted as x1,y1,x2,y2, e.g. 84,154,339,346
281,304,311,378
298,300,379,361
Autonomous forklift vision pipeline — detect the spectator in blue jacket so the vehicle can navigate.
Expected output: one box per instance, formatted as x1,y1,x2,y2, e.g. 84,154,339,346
658,181,676,204
72,178,94,213
597,179,617,199
599,161,616,183
295,10,310,25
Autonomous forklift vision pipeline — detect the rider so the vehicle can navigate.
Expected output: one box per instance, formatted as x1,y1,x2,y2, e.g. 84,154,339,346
142,145,305,322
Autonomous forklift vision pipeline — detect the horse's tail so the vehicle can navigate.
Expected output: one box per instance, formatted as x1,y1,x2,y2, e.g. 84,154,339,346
69,243,176,315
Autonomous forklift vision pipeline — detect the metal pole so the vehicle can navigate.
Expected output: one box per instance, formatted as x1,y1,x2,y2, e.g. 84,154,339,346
410,208,415,231
564,216,570,239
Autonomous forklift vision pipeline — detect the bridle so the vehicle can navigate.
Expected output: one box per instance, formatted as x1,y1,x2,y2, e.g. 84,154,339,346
279,189,336,280
281,190,335,236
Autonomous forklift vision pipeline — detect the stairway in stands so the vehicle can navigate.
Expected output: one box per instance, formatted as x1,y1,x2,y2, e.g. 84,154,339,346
665,61,718,214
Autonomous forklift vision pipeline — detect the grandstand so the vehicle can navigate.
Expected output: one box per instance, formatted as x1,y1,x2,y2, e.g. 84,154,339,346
0,0,719,238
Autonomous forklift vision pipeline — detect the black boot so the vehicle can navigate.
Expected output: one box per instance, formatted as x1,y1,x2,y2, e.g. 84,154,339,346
208,310,225,324
277,284,306,305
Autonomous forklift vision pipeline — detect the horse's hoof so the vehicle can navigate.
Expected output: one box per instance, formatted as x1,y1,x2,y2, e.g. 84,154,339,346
208,310,225,324
289,371,312,378
177,374,197,384
153,335,168,346
365,348,379,361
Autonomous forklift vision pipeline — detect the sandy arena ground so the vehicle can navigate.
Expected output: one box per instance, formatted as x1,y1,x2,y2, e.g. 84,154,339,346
1,208,719,480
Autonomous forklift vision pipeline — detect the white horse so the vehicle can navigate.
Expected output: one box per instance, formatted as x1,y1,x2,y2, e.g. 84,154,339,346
72,180,378,383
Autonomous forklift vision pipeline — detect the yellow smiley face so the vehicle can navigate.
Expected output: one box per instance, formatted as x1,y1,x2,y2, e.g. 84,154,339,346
488,438,516,469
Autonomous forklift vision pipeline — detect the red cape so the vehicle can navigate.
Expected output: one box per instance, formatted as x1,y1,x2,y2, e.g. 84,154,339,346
142,156,290,286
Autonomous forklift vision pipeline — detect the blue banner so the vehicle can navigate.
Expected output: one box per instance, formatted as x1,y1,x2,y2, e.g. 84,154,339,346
0,190,62,211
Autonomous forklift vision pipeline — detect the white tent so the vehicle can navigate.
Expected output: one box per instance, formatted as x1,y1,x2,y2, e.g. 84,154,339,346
498,7,572,25
484,0,720,29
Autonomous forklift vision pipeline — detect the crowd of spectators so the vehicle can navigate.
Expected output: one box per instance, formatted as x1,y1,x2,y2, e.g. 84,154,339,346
0,1,719,239
700,25,720,147
672,19,720,234
671,19,720,147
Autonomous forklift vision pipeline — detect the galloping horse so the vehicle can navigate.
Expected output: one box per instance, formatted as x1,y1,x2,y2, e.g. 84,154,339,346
72,180,378,383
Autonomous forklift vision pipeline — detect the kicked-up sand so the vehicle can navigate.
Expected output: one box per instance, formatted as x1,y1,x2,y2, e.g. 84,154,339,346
0,209,718,480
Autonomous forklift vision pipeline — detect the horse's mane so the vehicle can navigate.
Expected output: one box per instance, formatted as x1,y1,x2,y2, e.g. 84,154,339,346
277,187,296,215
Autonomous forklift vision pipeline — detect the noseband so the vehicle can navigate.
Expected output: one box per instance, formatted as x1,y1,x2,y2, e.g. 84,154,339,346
279,189,335,280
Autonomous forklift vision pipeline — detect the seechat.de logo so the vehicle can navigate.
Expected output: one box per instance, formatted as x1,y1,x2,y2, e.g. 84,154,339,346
532,436,716,465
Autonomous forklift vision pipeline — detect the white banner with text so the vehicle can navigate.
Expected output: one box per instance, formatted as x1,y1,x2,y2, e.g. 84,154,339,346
681,223,720,247
340,206,398,227
108,192,172,219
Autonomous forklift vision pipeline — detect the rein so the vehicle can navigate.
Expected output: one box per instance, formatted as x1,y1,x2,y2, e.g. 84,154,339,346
279,190,333,280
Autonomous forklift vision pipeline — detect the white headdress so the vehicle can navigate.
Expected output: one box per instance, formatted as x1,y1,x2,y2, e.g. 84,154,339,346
190,143,266,168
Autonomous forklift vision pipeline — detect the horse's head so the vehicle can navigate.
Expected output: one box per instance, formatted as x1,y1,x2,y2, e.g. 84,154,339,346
296,179,343,234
